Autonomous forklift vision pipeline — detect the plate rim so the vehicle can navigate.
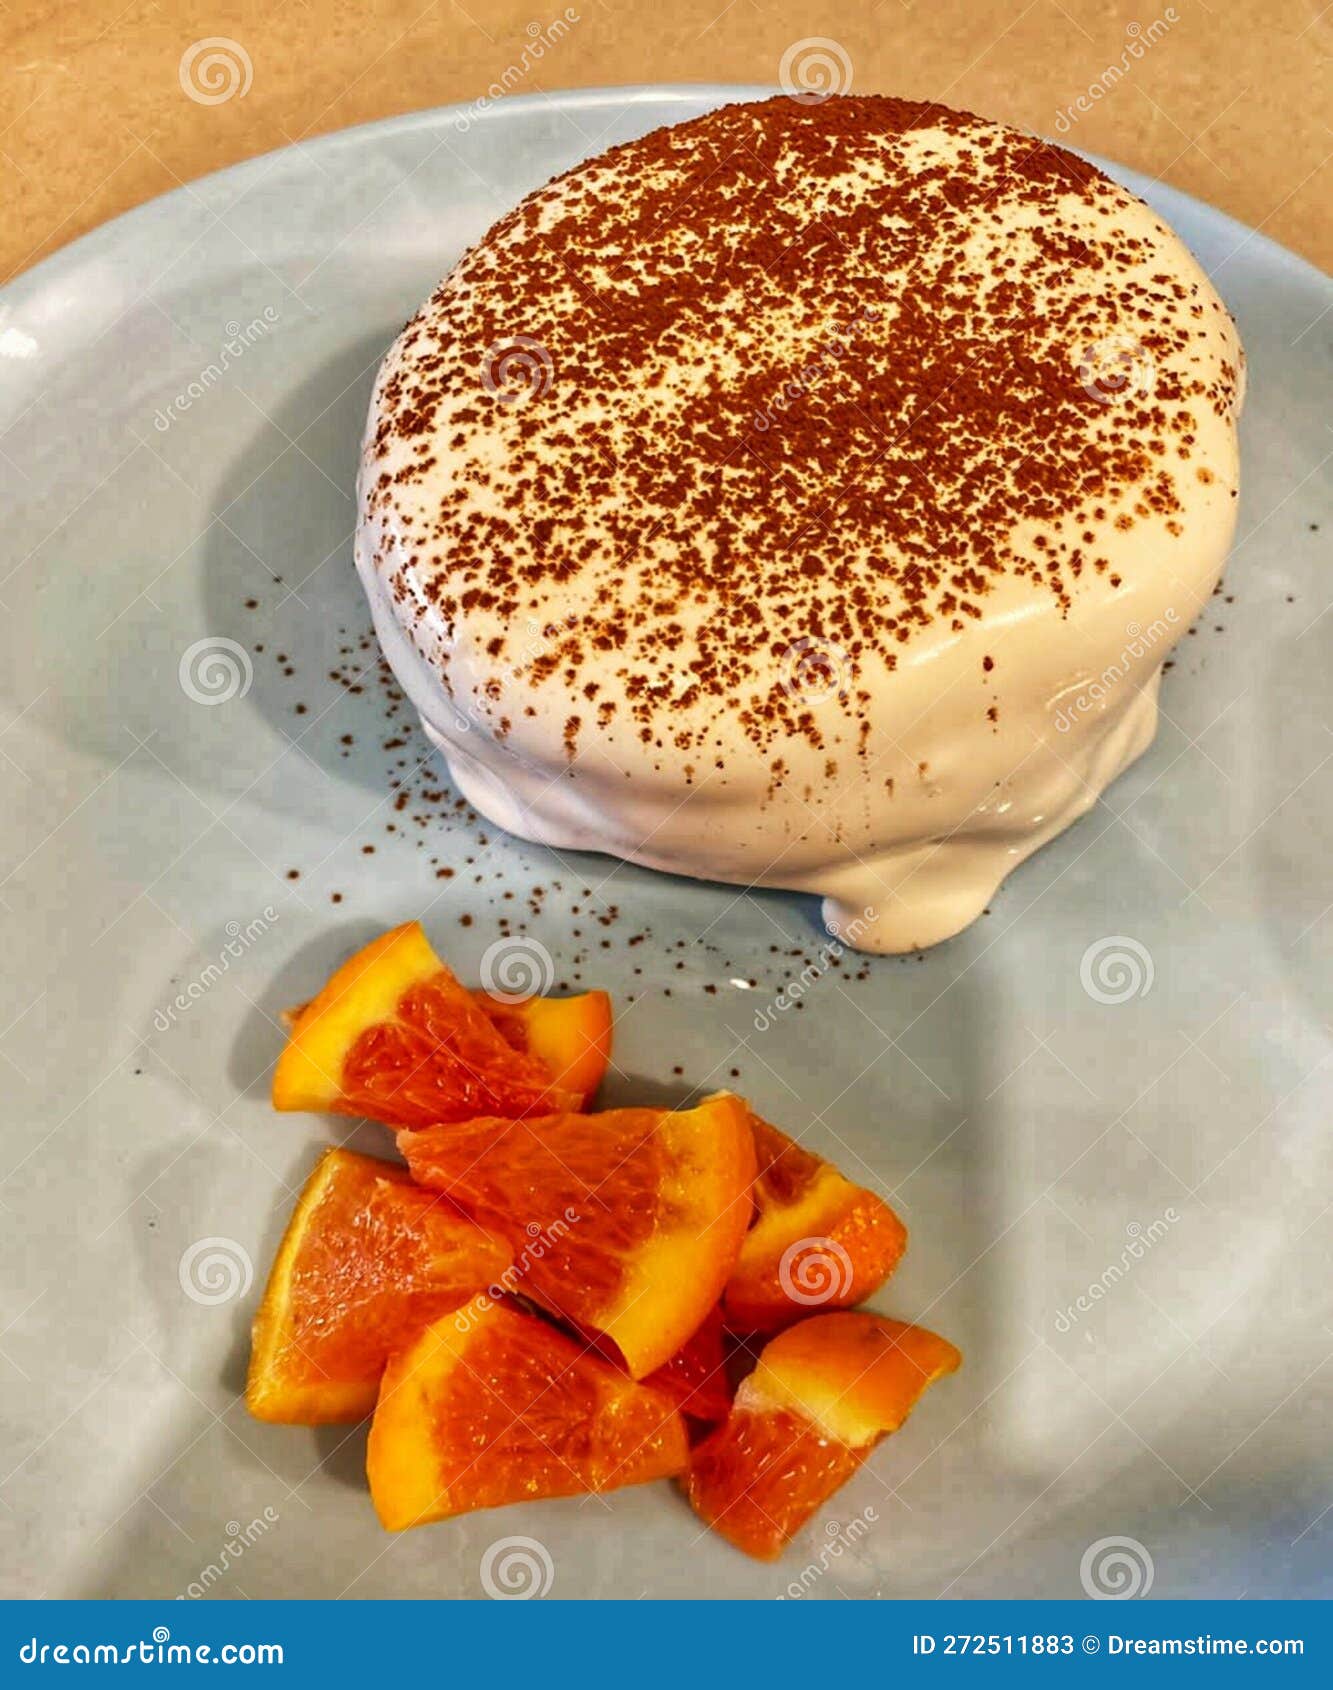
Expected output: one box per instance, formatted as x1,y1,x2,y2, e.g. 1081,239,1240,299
2,82,1329,327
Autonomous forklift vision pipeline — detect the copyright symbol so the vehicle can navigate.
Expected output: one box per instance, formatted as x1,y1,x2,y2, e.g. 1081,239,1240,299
1082,1636,1100,1654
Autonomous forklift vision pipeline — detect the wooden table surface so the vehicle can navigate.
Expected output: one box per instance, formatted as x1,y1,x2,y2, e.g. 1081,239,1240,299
3,0,1329,283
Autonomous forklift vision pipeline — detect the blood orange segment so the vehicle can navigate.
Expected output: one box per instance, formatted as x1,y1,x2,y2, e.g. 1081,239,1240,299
723,1113,907,1332
685,1312,961,1559
279,985,613,1107
644,1305,733,1424
398,1091,757,1379
246,1148,511,1424
271,923,592,1127
474,988,613,1106
688,1408,863,1560
367,1297,689,1530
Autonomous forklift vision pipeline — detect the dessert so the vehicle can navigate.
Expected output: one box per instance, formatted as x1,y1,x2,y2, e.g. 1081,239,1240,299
355,95,1243,952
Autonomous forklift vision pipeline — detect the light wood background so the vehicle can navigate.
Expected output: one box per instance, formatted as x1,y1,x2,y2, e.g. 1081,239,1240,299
3,0,1330,282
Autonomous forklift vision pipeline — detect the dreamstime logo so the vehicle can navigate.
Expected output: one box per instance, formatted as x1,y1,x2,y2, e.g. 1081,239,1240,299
1051,613,1179,733
452,11,581,132
753,909,875,1031
178,1509,279,1599
779,636,851,705
179,637,253,706
454,1210,579,1334
1080,936,1154,1004
778,1237,854,1307
505,612,580,681
778,1508,878,1598
480,936,555,1003
178,38,253,106
750,304,880,436
480,1535,554,1599
154,909,279,1032
152,307,280,433
779,38,853,102
1054,13,1180,133
178,1237,253,1306
1054,1210,1180,1333
1075,332,1157,404
480,336,554,407
1080,1535,1155,1599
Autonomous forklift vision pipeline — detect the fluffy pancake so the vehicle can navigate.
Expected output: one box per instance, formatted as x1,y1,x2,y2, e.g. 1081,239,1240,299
356,95,1243,952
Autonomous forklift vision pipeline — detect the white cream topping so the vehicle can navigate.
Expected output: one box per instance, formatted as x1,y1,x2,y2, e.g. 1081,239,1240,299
355,98,1243,952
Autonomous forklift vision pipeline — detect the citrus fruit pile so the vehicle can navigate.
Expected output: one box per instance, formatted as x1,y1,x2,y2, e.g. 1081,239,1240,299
249,922,960,1560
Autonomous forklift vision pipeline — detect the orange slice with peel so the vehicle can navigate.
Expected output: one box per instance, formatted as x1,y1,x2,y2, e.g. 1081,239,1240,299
685,1312,961,1559
367,1296,689,1530
271,922,610,1127
247,1148,511,1424
280,987,613,1107
398,1092,757,1378
723,1113,907,1332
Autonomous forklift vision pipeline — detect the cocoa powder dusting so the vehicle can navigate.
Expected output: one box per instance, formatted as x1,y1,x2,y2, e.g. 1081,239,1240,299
361,94,1239,771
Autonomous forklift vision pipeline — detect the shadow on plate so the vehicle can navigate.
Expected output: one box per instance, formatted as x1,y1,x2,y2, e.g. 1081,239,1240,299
199,327,403,805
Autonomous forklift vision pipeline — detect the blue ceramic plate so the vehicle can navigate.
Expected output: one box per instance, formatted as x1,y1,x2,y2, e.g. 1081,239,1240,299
0,88,1329,1600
